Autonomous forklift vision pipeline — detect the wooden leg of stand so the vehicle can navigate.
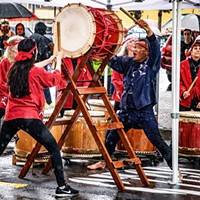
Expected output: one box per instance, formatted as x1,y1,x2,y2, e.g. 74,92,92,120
18,143,42,179
117,129,150,186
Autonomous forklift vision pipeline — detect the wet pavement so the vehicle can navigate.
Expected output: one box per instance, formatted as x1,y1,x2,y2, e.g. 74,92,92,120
1,145,200,200
1,69,200,199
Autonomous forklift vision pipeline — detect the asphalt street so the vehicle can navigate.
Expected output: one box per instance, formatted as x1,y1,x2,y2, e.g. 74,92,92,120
1,68,200,200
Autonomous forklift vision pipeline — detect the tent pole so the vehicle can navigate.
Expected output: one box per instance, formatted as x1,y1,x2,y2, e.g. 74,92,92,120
171,0,181,185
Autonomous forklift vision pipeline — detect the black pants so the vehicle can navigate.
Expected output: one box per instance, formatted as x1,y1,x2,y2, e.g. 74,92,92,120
43,65,52,105
105,105,172,169
0,118,66,187
0,108,5,131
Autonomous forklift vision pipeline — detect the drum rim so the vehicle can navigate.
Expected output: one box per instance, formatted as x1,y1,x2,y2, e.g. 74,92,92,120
64,110,105,117
53,3,96,58
53,3,124,59
103,10,124,56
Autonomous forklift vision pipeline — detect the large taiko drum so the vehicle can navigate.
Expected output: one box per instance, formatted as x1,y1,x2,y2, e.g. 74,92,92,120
13,111,62,164
179,111,200,157
117,129,156,154
88,99,114,120
53,3,124,59
62,110,106,158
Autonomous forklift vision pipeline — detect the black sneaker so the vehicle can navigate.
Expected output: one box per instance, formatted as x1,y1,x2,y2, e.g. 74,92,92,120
55,184,79,197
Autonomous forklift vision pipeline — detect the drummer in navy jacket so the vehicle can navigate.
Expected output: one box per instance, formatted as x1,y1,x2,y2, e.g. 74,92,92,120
88,19,173,171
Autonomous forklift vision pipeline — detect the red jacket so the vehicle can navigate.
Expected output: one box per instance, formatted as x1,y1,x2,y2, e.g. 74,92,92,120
5,67,65,121
57,57,92,109
180,59,200,108
0,58,11,109
111,70,124,102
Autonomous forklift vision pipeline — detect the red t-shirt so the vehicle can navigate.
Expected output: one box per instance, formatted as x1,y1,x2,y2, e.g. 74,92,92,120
5,66,65,121
0,58,11,109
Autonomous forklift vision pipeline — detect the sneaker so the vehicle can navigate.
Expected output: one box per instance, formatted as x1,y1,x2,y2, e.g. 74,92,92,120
55,184,79,197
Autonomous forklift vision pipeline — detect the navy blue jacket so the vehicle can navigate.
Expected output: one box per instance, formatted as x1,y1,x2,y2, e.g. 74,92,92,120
108,34,160,110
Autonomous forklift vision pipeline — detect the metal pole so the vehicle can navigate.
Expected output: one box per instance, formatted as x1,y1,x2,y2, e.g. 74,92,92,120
171,0,181,185
104,0,111,93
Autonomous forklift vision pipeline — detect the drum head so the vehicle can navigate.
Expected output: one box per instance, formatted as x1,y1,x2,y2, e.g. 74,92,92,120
53,3,96,58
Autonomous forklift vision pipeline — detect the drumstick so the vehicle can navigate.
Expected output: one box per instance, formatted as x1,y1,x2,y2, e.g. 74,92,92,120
57,21,61,51
187,76,198,93
125,23,137,32
120,7,149,32
51,22,61,69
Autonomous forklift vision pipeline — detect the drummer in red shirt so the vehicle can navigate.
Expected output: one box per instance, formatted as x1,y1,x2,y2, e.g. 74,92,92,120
0,35,56,121
58,57,92,117
0,38,79,197
180,36,200,111
0,35,24,120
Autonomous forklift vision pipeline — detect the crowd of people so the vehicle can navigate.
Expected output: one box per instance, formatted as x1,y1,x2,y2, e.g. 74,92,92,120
0,16,199,197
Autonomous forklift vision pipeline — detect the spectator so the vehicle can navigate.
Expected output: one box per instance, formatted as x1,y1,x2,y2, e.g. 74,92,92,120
180,28,193,61
180,36,200,111
0,19,14,56
30,22,54,108
15,23,25,37
58,57,91,117
0,35,24,129
92,59,113,97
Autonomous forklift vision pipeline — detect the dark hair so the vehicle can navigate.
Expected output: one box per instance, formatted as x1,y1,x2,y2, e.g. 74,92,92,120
7,38,36,98
183,28,192,33
34,22,47,35
15,23,25,36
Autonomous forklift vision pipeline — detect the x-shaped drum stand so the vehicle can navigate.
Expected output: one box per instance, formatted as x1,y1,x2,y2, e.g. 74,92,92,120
18,48,150,191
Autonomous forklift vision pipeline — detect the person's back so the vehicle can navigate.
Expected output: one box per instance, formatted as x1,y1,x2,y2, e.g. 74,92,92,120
30,22,53,62
30,22,54,106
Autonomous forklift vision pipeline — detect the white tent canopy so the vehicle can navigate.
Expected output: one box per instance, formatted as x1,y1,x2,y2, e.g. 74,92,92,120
122,0,199,10
0,0,199,10
2,0,198,10
0,0,137,9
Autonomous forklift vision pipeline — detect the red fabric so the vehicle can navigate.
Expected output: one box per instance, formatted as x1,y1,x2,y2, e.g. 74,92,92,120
15,45,36,61
57,57,92,109
0,58,12,109
111,70,124,102
4,67,65,121
180,59,200,108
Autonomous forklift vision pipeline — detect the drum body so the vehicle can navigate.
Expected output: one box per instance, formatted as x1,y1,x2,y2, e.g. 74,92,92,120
62,110,106,158
179,111,200,157
117,129,156,153
14,112,62,163
88,99,114,120
53,3,124,59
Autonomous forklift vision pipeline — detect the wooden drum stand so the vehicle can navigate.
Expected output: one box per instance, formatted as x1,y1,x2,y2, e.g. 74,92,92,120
17,6,150,190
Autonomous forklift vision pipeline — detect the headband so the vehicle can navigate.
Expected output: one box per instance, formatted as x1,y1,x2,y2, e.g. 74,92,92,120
135,41,148,50
15,45,37,61
3,41,19,47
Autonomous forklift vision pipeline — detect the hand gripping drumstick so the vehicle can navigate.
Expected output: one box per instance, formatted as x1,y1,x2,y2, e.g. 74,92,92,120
120,7,149,32
51,22,61,69
187,76,198,93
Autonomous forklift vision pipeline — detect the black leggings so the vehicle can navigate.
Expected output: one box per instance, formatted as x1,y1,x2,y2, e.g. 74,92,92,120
0,118,66,187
